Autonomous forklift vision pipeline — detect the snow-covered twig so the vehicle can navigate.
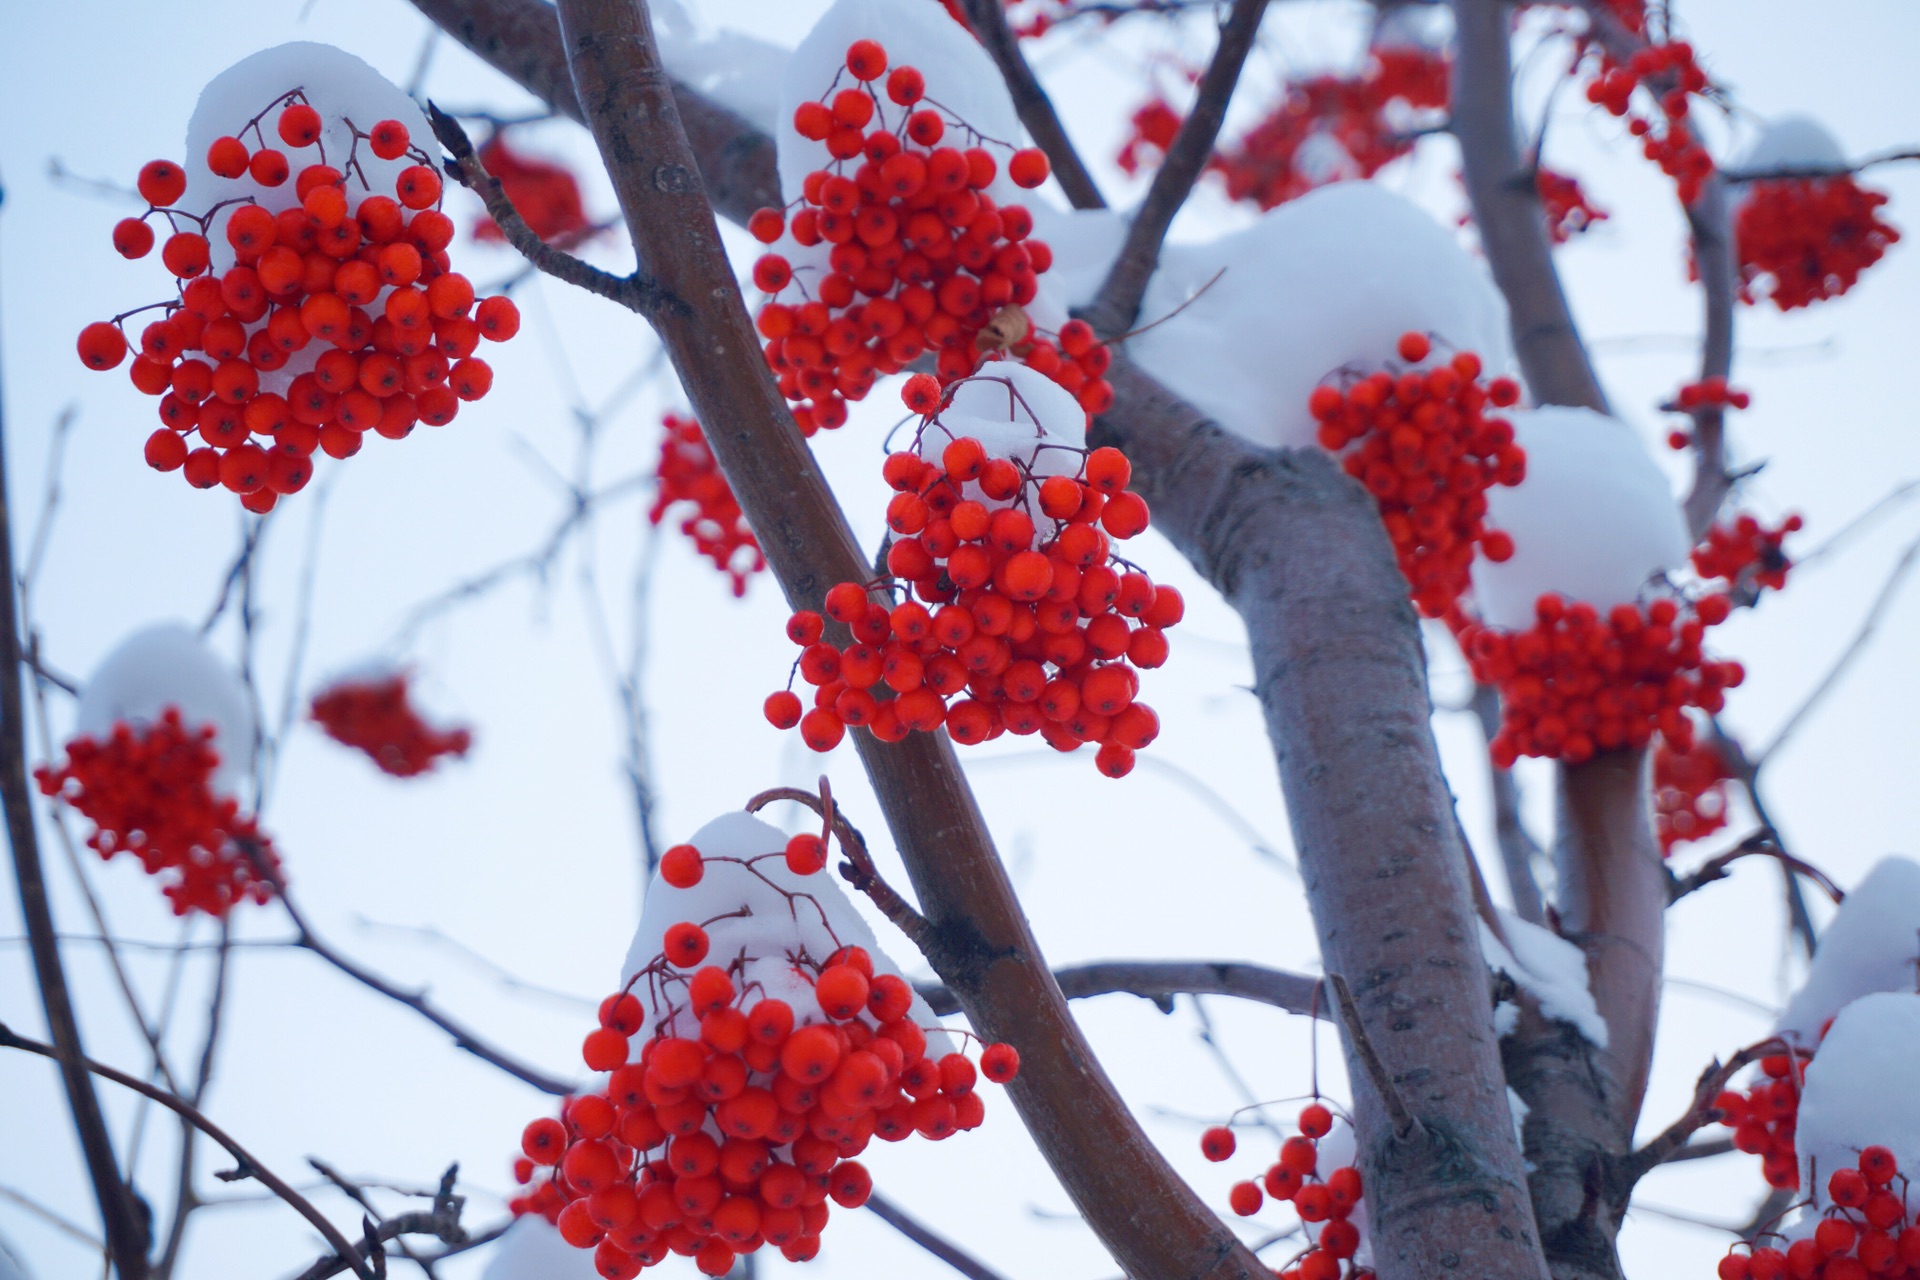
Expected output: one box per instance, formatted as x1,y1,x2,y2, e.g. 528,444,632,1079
1082,0,1265,336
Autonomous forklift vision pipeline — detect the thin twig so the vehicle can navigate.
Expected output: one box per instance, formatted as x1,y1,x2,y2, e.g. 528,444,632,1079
1719,147,1920,183
1668,832,1845,905
1082,0,1265,336
0,1183,104,1251
865,1189,1010,1280
744,783,935,954
293,1161,466,1280
426,103,681,316
1327,973,1422,1139
1757,530,1920,765
0,1022,376,1280
1619,1037,1781,1185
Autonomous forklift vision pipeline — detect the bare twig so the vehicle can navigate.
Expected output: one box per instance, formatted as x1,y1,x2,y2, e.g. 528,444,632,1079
865,1189,1010,1280
1757,530,1920,765
959,0,1105,210
1619,1038,1781,1186
427,103,681,316
0,1183,104,1251
1082,0,1265,336
0,1022,376,1280
292,1161,467,1280
1328,974,1422,1139
744,782,935,954
1668,832,1845,906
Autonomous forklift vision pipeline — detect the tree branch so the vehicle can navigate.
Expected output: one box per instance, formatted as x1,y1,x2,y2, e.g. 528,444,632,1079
917,959,1326,1018
0,200,152,1278
1471,683,1547,925
1617,1039,1779,1187
865,1190,1010,1280
1081,0,1264,336
0,1022,375,1280
548,3,1266,1276
1452,0,1608,410
959,0,1106,210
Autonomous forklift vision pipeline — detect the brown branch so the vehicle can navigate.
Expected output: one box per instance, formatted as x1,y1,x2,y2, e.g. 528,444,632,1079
917,959,1327,1018
1452,0,1608,410
1618,1038,1780,1186
1081,0,1265,336
427,103,680,315
1662,1136,1736,1164
550,3,1266,1276
1669,832,1845,905
959,0,1106,210
743,783,935,954
404,0,780,224
1709,724,1820,956
1471,683,1547,925
0,1022,375,1280
865,1189,1010,1280
289,1162,467,1280
0,213,151,1277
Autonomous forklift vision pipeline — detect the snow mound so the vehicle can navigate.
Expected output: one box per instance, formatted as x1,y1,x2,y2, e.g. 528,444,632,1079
659,27,789,135
1796,992,1920,1205
620,812,953,1056
1734,116,1847,178
1480,913,1608,1047
481,1215,598,1280
1129,182,1515,451
917,363,1087,522
76,623,255,799
1777,857,1920,1046
1470,407,1690,631
184,43,433,266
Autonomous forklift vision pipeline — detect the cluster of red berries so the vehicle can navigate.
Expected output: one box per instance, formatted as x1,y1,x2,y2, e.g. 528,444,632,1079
76,95,520,512
472,132,593,245
34,709,282,916
1190,47,1449,210
1652,731,1734,854
509,838,1017,1278
1693,513,1799,595
649,413,764,597
1455,592,1746,766
1199,1102,1372,1280
1584,40,1715,204
309,673,472,778
749,39,1095,434
1715,1148,1920,1278
1713,1048,1811,1192
1665,376,1752,449
1734,177,1900,311
1308,333,1525,619
1537,168,1610,244
764,376,1179,778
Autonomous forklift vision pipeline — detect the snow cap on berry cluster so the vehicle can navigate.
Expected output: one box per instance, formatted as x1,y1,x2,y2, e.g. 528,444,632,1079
184,43,435,275
482,1214,598,1280
915,363,1085,511
1794,992,1920,1207
620,812,953,1056
1775,857,1920,1046
76,623,255,799
653,10,788,135
1479,913,1609,1047
1730,116,1847,181
1129,182,1515,452
1470,407,1690,631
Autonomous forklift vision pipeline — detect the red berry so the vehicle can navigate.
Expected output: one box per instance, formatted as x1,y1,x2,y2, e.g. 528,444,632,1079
660,843,704,888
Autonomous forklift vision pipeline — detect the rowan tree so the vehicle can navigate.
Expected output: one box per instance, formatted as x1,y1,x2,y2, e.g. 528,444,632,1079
1,2,1917,1280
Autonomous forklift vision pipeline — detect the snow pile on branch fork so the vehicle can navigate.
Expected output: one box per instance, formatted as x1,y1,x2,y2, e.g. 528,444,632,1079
1129,182,1515,452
